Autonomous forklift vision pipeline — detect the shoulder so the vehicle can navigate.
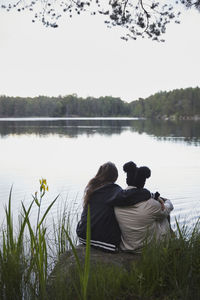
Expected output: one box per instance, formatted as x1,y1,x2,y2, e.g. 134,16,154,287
144,198,162,209
93,183,122,194
104,183,122,190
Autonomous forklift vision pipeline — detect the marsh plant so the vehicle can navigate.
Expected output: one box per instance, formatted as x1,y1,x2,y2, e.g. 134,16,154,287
0,180,200,300
0,179,59,300
0,179,92,300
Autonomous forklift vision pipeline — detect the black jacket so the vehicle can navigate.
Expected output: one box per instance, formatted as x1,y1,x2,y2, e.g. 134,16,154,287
76,183,151,252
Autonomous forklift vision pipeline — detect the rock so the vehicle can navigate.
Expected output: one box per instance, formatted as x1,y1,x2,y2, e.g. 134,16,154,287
47,244,141,298
52,244,140,273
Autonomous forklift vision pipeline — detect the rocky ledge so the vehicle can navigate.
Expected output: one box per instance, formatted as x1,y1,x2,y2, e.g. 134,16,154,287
47,244,140,296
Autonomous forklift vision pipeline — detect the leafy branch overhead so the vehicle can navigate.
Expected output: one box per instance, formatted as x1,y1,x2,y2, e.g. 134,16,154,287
1,0,200,40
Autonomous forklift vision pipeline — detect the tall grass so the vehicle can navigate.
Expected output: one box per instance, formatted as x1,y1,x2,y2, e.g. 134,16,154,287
0,179,59,299
0,180,91,300
57,205,91,300
0,187,32,300
47,217,200,300
51,200,79,259
0,182,200,300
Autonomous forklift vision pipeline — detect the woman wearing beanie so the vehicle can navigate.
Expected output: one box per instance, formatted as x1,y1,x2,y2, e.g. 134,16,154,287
114,161,174,253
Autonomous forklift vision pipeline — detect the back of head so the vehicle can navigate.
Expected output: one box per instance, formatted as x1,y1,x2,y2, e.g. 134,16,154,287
123,161,137,186
134,166,151,188
95,162,118,184
83,162,118,206
123,161,151,188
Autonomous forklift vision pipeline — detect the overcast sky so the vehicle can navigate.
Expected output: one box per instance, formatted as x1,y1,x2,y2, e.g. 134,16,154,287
0,4,200,102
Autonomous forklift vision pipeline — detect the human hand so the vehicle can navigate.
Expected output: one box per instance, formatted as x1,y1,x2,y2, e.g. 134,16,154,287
160,197,167,202
158,197,165,210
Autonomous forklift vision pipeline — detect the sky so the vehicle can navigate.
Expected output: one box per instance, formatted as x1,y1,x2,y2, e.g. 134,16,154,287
0,3,200,102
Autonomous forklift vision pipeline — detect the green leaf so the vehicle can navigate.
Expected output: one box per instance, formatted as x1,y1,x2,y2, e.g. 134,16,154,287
17,199,34,252
37,195,59,229
83,204,91,300
34,197,40,207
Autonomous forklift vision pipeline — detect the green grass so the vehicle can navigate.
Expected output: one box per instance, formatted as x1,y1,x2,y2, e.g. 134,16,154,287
0,182,200,300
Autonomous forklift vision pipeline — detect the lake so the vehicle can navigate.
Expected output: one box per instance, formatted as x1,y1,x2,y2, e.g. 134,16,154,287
0,117,200,230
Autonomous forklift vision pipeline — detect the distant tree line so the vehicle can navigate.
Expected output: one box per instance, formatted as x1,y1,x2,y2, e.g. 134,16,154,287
129,87,200,119
0,95,129,117
0,87,200,118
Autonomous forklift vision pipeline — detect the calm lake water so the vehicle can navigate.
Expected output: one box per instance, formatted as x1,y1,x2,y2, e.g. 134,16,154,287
0,117,200,230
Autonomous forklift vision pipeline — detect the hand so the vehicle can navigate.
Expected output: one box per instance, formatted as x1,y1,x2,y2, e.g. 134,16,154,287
158,197,165,210
160,196,167,202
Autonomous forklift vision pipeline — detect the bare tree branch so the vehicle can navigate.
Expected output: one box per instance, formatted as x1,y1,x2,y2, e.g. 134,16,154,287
1,0,199,41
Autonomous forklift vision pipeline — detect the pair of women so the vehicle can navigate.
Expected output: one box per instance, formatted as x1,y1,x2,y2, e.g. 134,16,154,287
76,161,173,253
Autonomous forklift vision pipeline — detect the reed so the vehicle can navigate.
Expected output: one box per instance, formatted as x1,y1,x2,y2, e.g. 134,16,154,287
49,217,200,300
0,182,200,300
0,179,59,299
51,200,79,259
0,187,31,300
61,205,91,300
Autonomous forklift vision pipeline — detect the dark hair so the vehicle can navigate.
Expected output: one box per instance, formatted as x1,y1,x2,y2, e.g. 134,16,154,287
123,161,151,188
83,162,118,207
134,166,151,188
123,161,137,186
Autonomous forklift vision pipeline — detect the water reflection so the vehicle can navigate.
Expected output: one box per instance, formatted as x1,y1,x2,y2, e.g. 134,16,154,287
0,118,200,145
0,118,200,229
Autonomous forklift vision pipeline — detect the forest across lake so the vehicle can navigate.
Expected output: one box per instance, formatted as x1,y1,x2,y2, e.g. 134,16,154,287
0,87,200,119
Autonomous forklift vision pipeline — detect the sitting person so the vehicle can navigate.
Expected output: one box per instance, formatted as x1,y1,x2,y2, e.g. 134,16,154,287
76,161,152,252
114,161,174,253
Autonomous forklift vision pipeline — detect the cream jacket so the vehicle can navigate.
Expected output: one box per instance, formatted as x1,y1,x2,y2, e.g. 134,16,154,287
114,186,174,253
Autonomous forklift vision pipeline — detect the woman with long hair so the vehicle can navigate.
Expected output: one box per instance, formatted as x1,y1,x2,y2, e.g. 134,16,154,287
76,161,151,252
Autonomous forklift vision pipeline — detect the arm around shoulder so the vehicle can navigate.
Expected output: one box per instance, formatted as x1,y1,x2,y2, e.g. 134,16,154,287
108,185,151,207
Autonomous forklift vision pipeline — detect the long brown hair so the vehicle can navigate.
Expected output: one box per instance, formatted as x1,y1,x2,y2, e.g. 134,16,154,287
83,162,118,207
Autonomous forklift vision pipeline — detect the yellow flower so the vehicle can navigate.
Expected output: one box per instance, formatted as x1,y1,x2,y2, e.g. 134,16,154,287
39,178,48,192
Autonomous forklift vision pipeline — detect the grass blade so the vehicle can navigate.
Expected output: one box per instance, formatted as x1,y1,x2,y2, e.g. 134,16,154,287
82,205,91,300
37,195,59,229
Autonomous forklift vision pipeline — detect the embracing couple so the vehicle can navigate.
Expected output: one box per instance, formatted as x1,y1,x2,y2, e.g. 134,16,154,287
76,161,174,253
